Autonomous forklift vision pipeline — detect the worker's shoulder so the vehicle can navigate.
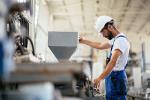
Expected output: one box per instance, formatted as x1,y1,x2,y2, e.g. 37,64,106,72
115,35,129,45
116,33,127,39
115,33,128,42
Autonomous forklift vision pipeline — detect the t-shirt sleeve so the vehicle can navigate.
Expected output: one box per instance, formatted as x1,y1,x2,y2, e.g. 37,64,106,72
113,38,127,54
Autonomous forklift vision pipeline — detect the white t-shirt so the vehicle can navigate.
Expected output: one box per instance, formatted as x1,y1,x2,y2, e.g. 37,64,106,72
108,33,130,71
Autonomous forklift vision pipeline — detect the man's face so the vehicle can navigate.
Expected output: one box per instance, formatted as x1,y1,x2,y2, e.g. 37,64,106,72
100,28,108,38
100,26,114,40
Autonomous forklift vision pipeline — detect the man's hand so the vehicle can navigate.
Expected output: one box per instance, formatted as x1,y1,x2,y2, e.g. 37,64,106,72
78,36,84,43
94,77,103,92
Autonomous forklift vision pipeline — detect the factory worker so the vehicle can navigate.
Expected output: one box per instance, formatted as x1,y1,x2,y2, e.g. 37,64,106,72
79,16,130,100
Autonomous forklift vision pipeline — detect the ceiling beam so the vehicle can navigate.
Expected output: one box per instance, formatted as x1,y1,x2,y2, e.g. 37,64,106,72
81,0,86,30
137,16,150,34
126,0,148,34
52,11,150,17
62,0,73,30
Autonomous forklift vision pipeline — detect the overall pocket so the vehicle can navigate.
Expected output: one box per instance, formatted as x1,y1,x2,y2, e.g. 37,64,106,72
110,72,127,96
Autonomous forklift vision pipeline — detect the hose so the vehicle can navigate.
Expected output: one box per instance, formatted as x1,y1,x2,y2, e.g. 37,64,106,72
15,35,35,56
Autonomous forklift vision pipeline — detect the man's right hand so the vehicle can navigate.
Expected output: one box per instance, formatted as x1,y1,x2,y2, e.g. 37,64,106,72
78,36,84,43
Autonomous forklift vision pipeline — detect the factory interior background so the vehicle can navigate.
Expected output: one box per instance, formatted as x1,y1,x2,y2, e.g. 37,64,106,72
0,0,150,100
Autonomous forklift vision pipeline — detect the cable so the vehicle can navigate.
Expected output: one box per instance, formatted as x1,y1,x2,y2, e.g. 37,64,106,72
25,36,35,56
15,35,35,56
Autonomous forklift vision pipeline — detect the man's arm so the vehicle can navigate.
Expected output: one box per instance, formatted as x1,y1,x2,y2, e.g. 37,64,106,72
94,49,122,88
79,37,111,49
97,49,122,80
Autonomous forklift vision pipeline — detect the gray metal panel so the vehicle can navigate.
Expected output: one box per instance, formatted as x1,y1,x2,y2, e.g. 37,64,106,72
48,46,76,60
5,62,84,83
48,31,78,60
48,32,78,47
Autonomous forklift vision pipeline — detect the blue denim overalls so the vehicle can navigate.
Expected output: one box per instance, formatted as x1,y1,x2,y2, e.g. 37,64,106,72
105,35,128,100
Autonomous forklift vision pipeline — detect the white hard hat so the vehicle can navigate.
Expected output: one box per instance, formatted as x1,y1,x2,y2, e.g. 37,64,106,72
95,16,113,32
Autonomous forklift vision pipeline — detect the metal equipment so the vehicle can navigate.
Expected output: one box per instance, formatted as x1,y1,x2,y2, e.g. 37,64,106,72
2,31,105,100
1,5,104,98
127,43,150,100
48,31,104,99
48,31,78,60
6,0,38,63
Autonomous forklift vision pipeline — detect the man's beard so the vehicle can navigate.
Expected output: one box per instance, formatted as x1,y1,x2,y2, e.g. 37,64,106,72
106,32,114,40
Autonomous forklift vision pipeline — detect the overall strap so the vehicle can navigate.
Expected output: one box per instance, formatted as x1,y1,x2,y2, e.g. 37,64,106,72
109,35,128,69
109,35,127,59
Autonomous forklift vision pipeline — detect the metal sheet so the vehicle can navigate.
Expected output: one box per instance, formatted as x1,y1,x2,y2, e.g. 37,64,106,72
48,32,78,60
6,62,85,83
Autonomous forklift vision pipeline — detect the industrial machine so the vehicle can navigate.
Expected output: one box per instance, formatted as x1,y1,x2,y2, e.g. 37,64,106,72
0,1,104,99
6,0,39,63
47,31,104,99
127,43,150,100
1,31,105,100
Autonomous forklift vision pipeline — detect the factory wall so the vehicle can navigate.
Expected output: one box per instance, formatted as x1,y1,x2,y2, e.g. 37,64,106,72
143,36,150,69
33,1,57,62
144,38,150,64
127,33,150,70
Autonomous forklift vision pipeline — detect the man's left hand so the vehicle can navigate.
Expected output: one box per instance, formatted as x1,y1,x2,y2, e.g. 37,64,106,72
94,77,102,90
